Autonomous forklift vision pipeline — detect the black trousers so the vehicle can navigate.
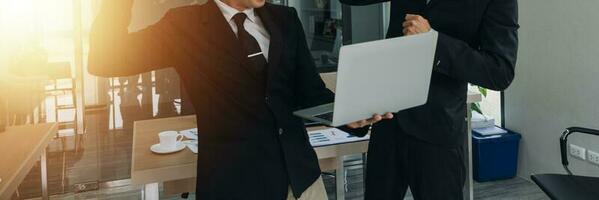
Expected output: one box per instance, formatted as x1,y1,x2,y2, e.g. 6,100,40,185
364,123,466,200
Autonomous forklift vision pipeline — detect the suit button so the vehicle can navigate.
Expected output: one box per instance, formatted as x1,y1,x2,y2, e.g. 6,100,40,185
278,128,284,135
265,97,269,103
436,60,442,66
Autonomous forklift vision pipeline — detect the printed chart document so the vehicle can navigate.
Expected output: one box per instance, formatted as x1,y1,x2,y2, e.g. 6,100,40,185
308,128,369,147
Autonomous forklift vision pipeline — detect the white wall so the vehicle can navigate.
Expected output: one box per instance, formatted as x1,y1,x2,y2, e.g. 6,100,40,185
505,0,599,178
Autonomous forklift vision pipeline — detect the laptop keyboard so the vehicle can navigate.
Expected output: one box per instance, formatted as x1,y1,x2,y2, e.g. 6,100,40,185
315,112,334,122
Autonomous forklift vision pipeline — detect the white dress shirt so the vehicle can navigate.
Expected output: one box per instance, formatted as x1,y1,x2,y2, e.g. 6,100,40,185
214,0,271,59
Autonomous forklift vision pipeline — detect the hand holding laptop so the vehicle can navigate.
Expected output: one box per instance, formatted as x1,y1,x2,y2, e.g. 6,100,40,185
403,14,431,35
346,112,394,129
294,31,437,127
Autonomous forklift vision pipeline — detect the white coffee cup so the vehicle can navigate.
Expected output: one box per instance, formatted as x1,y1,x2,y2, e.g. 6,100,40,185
158,131,184,150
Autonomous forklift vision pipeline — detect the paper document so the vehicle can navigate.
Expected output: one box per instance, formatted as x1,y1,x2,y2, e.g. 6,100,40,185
180,128,198,140
183,140,198,154
180,128,198,153
308,128,369,147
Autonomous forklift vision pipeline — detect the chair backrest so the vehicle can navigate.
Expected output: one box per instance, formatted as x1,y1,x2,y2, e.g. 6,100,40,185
560,127,599,175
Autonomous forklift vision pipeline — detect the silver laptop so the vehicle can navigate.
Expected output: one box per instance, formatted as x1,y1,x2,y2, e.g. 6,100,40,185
294,31,438,127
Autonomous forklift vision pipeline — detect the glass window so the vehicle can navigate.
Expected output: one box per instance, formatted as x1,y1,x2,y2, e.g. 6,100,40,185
470,85,503,126
270,0,345,72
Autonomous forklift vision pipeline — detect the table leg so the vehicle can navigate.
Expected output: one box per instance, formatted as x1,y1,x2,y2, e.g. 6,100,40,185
41,147,49,200
362,153,368,185
336,155,345,200
464,105,474,200
142,183,159,200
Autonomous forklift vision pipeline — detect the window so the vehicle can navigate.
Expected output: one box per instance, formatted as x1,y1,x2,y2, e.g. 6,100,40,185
470,85,503,126
270,0,346,72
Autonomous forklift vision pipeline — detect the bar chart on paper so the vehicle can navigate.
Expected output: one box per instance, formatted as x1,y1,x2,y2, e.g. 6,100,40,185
308,128,369,147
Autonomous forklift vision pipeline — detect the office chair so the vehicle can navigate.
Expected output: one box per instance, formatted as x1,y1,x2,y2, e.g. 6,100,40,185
531,127,599,200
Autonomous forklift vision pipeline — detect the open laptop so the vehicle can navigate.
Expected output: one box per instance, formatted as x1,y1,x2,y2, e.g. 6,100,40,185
294,31,438,127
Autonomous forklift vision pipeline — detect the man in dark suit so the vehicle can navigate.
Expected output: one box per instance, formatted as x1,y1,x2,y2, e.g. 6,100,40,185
89,0,392,199
339,0,519,199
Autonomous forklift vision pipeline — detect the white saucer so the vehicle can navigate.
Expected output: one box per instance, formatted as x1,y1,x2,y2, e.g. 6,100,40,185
150,143,186,154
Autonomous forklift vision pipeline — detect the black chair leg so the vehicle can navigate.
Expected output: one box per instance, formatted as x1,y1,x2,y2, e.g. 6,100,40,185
181,192,189,199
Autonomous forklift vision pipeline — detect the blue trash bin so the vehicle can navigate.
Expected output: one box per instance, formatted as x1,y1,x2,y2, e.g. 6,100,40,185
472,129,521,182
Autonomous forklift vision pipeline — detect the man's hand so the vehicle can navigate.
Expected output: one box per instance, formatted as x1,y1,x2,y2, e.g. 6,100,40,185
403,14,431,36
346,112,394,129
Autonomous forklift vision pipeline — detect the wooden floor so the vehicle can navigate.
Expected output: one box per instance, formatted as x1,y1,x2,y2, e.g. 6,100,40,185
32,163,550,200
8,80,548,200
12,110,549,200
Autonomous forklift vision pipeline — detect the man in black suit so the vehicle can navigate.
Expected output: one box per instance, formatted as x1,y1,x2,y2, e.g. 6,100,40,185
340,0,519,199
89,0,392,199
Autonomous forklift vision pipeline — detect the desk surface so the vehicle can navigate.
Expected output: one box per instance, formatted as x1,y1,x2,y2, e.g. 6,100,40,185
131,115,198,185
0,123,58,199
131,115,369,185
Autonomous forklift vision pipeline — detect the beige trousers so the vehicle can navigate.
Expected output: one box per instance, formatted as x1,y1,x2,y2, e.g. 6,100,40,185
286,176,328,200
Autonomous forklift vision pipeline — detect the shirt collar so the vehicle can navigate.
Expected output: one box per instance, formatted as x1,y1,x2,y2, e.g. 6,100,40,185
214,0,257,23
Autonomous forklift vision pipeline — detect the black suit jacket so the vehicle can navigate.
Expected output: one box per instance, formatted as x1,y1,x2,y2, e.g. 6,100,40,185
89,1,339,198
341,0,519,146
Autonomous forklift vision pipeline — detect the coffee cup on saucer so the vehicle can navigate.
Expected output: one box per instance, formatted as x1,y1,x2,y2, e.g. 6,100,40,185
151,131,186,154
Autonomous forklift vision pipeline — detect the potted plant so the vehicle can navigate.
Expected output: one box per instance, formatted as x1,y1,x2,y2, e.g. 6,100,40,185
471,86,488,114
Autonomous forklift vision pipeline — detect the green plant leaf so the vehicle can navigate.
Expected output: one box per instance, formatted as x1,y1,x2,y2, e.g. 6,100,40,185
471,102,483,114
478,86,488,98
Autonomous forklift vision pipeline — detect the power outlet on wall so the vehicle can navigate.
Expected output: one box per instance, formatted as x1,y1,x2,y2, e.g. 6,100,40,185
587,150,599,166
569,144,586,160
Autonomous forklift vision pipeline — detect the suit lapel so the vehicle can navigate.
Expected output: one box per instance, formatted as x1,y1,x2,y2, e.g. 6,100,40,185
200,0,244,63
256,5,283,92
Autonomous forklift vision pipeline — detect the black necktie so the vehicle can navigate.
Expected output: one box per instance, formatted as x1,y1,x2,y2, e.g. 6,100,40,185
232,13,268,74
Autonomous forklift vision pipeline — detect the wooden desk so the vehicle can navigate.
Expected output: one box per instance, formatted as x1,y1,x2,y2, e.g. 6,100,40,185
131,115,369,200
131,116,197,186
0,123,58,200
